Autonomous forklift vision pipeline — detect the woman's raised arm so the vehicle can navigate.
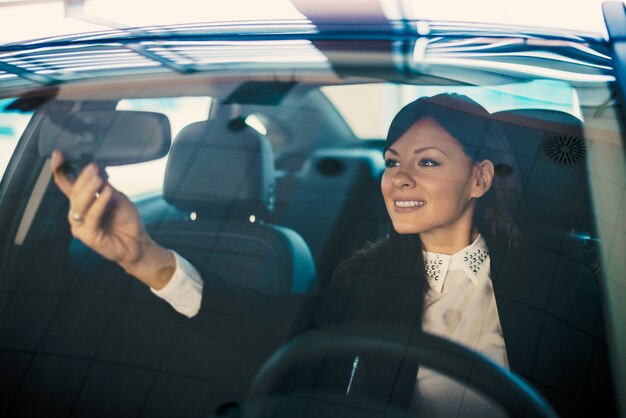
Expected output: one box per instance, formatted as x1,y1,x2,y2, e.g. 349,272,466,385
50,150,176,290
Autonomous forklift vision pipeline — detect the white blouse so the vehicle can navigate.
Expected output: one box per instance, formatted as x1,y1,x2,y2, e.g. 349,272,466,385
150,250,203,318
411,234,508,417
420,234,507,365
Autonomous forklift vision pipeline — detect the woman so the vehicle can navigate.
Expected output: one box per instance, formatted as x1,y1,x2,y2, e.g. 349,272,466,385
310,93,519,415
51,93,612,416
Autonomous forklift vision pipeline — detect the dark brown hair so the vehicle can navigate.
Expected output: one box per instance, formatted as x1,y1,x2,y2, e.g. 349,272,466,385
386,93,521,244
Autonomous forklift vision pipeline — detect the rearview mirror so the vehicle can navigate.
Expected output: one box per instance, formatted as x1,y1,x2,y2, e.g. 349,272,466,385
38,109,171,167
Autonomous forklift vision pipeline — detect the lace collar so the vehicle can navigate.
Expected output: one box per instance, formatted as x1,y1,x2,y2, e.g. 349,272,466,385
423,235,490,293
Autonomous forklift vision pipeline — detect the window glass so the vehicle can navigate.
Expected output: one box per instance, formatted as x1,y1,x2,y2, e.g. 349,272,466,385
0,79,622,418
109,97,211,197
323,80,579,139
0,99,33,181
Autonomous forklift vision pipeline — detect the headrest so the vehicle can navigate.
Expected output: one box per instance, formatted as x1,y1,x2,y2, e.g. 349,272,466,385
491,109,591,252
163,118,275,217
491,109,585,164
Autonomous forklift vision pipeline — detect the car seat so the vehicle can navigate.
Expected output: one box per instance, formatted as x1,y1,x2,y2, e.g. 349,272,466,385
491,109,596,256
489,109,612,414
271,147,387,285
148,116,317,294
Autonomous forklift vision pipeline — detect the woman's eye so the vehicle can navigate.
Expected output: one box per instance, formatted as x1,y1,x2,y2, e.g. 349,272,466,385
384,159,399,168
418,158,439,167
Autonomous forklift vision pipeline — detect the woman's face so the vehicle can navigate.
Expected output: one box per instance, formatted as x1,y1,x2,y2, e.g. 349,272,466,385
381,117,482,237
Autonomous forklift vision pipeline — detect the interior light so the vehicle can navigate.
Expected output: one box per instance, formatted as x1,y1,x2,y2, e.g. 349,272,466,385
249,215,256,223
190,212,197,221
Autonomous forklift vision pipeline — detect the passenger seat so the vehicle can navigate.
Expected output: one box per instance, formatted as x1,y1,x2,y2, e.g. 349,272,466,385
148,117,317,294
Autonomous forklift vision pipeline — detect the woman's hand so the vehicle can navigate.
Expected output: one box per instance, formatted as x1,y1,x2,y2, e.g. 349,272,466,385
51,150,175,289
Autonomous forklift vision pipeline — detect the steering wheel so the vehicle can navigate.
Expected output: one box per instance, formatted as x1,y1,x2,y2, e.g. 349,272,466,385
244,330,558,418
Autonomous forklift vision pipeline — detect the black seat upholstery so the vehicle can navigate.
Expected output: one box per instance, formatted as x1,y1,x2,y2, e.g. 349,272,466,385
491,109,595,254
490,109,613,414
271,147,387,284
148,117,317,294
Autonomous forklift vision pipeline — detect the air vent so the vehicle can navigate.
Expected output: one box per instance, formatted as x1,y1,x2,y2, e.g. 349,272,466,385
542,135,586,164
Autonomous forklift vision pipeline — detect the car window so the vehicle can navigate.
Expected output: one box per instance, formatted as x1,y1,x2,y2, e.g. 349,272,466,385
107,97,212,197
323,80,580,139
0,99,33,181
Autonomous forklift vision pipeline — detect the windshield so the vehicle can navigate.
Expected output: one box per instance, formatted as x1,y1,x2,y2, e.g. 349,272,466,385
0,42,623,418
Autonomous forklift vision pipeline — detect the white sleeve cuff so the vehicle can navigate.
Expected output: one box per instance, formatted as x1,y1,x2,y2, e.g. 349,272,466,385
151,251,204,318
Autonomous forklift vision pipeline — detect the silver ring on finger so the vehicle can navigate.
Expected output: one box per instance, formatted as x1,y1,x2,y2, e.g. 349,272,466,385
94,191,101,199
69,209,83,223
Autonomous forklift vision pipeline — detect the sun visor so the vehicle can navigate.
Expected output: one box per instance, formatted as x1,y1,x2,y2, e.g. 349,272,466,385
38,109,171,167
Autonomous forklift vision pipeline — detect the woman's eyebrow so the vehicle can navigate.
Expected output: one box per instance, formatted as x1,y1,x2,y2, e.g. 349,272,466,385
414,146,448,157
384,147,398,155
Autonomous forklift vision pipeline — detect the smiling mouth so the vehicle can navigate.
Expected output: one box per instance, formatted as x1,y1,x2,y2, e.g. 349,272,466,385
394,200,426,208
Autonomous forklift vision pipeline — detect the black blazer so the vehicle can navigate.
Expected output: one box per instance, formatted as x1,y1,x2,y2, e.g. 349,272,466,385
183,236,615,417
